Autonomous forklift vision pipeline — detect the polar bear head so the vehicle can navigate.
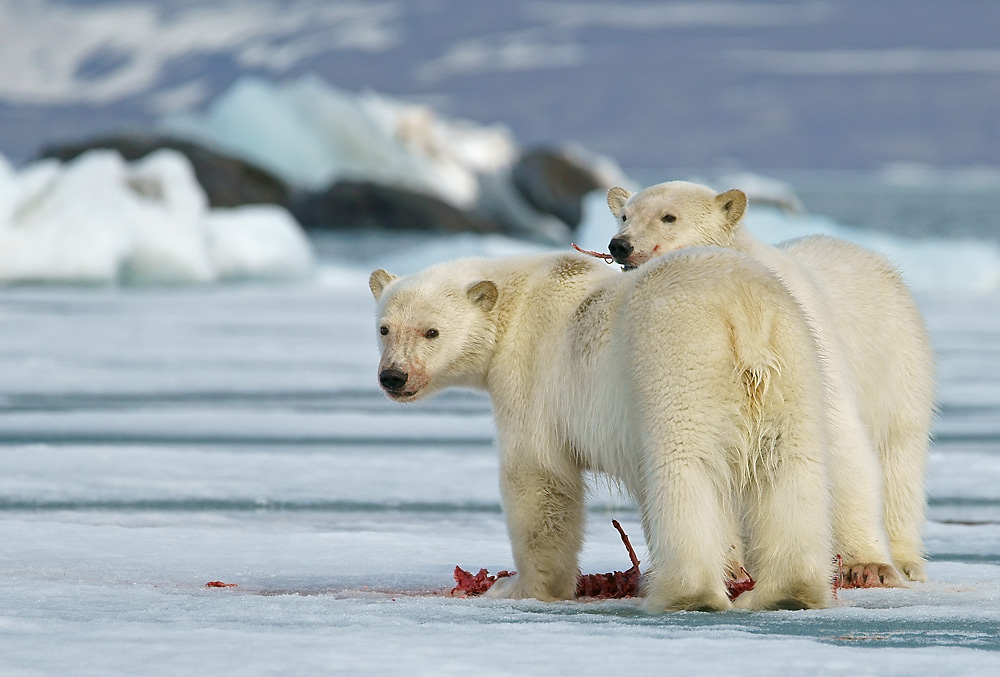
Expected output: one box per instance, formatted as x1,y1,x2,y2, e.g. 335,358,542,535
605,181,747,269
369,264,498,402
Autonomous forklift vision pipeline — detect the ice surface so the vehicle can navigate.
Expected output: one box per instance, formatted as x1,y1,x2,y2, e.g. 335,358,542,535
0,149,314,284
1,257,1000,674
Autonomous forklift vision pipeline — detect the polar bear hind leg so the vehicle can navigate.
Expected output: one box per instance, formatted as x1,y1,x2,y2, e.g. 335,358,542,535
637,426,740,612
880,416,931,582
733,344,834,609
734,418,835,610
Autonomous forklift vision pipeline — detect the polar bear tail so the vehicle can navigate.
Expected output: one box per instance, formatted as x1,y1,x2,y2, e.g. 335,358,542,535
731,305,785,421
727,300,798,491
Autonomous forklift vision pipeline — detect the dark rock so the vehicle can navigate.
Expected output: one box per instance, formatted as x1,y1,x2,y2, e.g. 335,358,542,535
511,148,607,228
39,134,293,210
292,180,500,234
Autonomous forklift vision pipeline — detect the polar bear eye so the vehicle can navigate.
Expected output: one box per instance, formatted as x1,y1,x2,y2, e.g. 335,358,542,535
661,214,676,224
621,212,627,223
380,325,389,336
425,328,439,339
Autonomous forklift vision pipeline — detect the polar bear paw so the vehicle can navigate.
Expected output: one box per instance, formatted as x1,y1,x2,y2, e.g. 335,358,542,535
898,559,928,583
482,573,527,599
481,573,575,601
732,582,831,611
643,587,734,613
839,561,904,588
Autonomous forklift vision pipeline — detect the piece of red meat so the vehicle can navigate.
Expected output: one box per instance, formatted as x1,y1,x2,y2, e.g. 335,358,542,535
452,520,762,602
571,243,615,263
453,520,648,600
451,567,514,597
575,519,642,598
725,567,756,601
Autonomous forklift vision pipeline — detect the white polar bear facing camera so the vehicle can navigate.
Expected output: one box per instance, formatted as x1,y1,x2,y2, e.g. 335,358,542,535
371,250,836,612
607,181,935,583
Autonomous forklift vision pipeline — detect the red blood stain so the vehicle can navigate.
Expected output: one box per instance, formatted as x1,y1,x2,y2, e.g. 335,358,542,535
452,520,760,602
453,520,645,600
726,567,756,601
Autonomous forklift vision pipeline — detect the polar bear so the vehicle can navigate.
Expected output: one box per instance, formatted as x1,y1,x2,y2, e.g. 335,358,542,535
606,181,935,583
371,250,836,612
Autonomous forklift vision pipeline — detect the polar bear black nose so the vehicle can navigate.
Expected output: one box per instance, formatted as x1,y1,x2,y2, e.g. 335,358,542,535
608,237,633,263
379,368,408,391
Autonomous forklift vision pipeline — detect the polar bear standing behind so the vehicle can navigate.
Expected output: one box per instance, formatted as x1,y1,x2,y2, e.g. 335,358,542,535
371,250,835,611
606,181,935,583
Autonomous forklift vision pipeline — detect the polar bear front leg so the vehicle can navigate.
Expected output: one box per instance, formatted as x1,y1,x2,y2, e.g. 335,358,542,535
486,451,585,602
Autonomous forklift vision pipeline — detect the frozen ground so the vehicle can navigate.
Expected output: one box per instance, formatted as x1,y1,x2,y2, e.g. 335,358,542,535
1,246,1000,675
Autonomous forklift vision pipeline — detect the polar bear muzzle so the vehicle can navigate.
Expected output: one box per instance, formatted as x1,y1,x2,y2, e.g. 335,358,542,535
608,236,635,269
379,367,408,392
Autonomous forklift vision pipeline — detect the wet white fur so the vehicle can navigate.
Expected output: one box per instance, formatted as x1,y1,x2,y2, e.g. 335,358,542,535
371,250,836,611
608,181,935,582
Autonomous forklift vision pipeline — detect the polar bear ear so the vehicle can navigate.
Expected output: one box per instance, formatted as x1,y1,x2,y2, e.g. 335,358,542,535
607,186,632,217
369,268,397,301
467,280,498,311
715,189,748,231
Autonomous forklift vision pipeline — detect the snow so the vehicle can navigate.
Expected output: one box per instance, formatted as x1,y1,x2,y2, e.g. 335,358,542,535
202,206,317,281
1,248,1000,674
165,75,518,205
0,0,401,107
0,149,313,284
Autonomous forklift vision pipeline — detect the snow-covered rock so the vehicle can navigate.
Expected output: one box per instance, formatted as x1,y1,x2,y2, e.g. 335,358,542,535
0,149,313,284
165,75,518,209
162,75,627,243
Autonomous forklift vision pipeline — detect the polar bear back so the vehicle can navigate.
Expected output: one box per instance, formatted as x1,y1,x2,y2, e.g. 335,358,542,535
779,234,935,441
552,247,826,491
